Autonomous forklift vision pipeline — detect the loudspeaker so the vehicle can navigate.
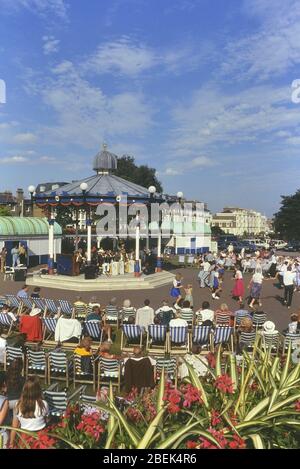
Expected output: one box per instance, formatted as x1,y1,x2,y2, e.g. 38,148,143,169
85,265,96,280
14,269,27,282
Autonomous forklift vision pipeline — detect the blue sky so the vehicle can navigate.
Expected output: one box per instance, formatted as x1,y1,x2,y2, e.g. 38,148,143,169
1,0,300,216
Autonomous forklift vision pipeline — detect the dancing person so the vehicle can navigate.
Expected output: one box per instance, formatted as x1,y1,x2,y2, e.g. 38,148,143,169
232,267,245,303
283,265,296,309
170,273,183,304
248,268,264,309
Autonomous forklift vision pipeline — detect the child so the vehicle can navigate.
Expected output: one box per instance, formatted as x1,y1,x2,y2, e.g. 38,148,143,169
0,371,9,448
184,284,194,308
74,337,93,374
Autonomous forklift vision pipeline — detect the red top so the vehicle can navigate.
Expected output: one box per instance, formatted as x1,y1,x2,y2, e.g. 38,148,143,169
19,315,43,342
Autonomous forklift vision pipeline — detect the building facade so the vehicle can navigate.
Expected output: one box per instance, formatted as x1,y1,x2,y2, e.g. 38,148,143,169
212,207,268,236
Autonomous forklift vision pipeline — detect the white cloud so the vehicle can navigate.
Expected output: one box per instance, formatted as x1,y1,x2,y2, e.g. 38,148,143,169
0,0,69,20
222,0,300,80
12,132,38,144
190,156,215,167
0,155,28,164
42,35,60,55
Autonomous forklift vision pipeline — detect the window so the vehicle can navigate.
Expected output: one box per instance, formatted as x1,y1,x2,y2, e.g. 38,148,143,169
52,184,59,190
39,186,46,192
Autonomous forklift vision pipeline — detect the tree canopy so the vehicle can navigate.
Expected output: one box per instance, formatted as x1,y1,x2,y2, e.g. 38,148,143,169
114,155,163,193
0,206,11,216
273,189,300,240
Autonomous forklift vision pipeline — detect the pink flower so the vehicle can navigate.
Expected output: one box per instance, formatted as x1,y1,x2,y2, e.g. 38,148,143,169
214,374,234,394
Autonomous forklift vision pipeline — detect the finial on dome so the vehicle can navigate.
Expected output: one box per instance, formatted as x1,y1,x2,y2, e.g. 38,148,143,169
102,142,108,151
93,143,118,174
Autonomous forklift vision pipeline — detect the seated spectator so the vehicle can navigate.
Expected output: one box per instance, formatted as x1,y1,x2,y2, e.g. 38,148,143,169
88,297,101,310
54,315,82,344
73,296,87,316
17,285,29,299
215,303,233,326
98,342,125,360
1,304,17,322
75,337,93,374
105,297,119,321
178,345,208,380
155,301,175,327
30,287,41,299
234,303,251,325
120,299,136,324
261,321,279,338
6,358,25,410
135,299,154,331
196,301,214,324
178,300,194,324
19,308,43,342
169,311,188,328
0,327,7,364
0,371,9,448
10,376,49,447
86,306,112,343
124,346,156,393
283,313,300,335
237,317,254,353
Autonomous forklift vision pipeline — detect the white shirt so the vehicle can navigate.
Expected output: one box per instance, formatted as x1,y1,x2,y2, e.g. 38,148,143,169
283,271,296,286
135,306,154,329
202,261,210,272
155,305,175,316
16,400,49,431
197,309,214,322
55,317,82,342
169,318,188,328
178,354,208,379
0,337,7,364
252,272,263,284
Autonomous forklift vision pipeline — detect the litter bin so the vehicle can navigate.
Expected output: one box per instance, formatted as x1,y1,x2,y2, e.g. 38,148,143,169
84,265,96,280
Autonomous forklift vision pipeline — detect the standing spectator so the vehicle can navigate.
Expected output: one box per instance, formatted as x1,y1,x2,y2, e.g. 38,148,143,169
18,244,27,266
10,376,49,447
248,268,264,309
11,245,19,268
135,299,154,331
0,247,7,273
283,265,296,309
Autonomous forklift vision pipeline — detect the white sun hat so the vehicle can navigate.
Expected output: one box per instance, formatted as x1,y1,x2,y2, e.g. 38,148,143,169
30,308,42,317
263,321,276,333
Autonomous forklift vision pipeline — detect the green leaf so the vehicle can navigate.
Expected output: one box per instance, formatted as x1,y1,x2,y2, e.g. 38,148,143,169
137,408,165,449
247,434,265,449
104,422,119,449
157,422,222,449
156,366,165,413
185,360,209,409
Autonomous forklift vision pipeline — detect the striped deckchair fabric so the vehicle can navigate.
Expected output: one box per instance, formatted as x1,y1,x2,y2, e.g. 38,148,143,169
192,325,212,346
48,351,71,387
214,326,233,346
169,326,189,354
42,318,57,341
146,324,167,354
44,298,59,316
59,299,73,316
98,357,121,391
239,331,257,348
252,312,267,328
4,346,24,371
5,294,21,312
155,357,177,383
283,333,300,351
105,305,119,324
0,313,14,335
120,307,136,324
32,298,46,312
26,350,47,382
73,354,96,390
215,312,231,326
262,332,280,353
73,303,87,320
20,297,34,312
235,311,252,326
44,389,68,417
121,324,143,351
84,321,103,343
179,308,194,325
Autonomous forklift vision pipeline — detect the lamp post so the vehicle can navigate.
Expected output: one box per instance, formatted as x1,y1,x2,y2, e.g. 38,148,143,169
176,191,184,255
134,212,140,277
48,207,55,275
28,185,36,216
80,182,91,266
148,185,162,272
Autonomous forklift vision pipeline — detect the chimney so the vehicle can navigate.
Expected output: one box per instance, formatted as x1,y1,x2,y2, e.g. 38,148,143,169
16,188,24,202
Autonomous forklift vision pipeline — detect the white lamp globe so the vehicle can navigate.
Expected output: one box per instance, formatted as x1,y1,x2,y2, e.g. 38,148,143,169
148,185,156,194
177,191,184,199
80,182,88,191
28,185,36,194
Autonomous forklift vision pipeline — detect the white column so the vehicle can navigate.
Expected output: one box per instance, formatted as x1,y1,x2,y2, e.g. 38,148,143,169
87,220,92,264
134,214,140,277
48,209,55,274
156,231,162,272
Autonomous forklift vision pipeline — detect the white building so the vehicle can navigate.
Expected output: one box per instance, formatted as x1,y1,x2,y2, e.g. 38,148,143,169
212,207,268,236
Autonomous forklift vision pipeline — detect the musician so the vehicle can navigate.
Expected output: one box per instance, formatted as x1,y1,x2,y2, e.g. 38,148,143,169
73,250,83,276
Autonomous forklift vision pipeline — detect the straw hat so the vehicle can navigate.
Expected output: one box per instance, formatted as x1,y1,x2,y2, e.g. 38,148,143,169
263,321,275,333
30,308,42,317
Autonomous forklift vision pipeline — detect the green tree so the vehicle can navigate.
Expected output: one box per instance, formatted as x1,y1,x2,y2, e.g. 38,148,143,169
0,206,11,216
114,155,163,193
211,225,225,236
273,189,300,239
55,206,74,229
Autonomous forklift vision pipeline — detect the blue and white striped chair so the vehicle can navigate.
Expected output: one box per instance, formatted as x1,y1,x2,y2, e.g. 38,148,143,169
104,305,119,326
73,353,97,391
0,313,15,336
59,299,73,317
262,332,280,355
155,356,178,386
121,324,143,351
4,346,25,372
26,349,47,383
5,294,22,313
120,307,136,325
73,303,87,320
179,308,194,326
213,326,233,352
169,326,189,354
20,297,34,313
238,331,257,352
42,318,58,344
32,298,46,313
48,351,72,388
44,386,68,417
146,324,167,354
283,333,300,354
252,312,267,330
98,357,122,392
84,321,103,346
44,298,59,316
192,325,212,352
